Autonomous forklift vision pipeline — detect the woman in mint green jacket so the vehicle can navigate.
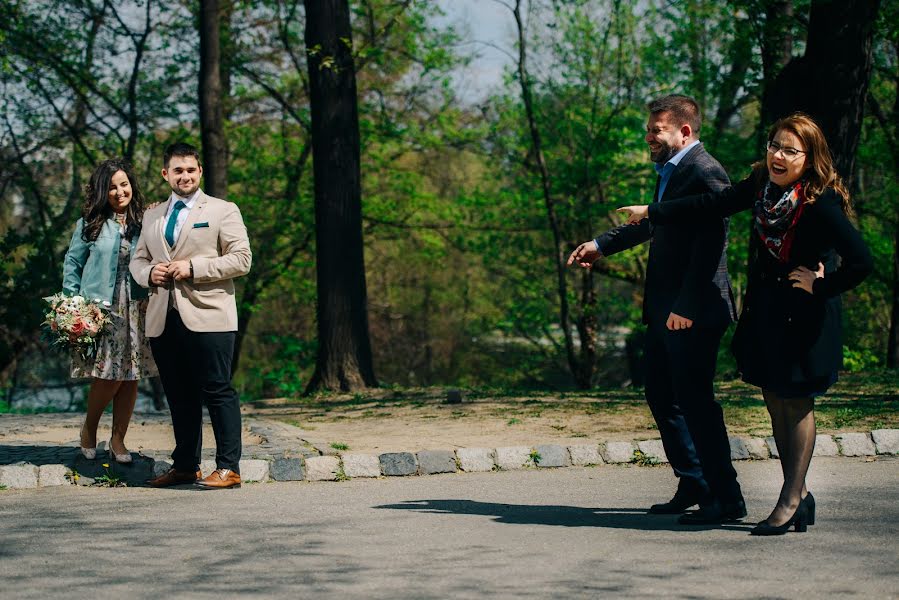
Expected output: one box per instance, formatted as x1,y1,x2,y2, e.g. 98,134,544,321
63,159,157,463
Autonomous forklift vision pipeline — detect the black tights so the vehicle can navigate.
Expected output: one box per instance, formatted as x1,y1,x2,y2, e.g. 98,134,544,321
763,390,815,526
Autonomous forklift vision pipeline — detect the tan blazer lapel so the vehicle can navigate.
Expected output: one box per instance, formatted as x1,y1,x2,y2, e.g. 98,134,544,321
156,198,173,261
173,192,208,259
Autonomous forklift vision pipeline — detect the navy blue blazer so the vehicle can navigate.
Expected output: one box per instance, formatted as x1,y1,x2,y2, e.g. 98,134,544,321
595,143,737,328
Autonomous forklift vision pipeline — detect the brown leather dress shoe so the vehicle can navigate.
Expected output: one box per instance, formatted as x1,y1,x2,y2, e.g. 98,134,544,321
196,468,241,489
148,468,202,488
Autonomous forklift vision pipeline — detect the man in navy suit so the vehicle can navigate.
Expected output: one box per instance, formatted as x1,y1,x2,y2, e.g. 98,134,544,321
568,95,745,523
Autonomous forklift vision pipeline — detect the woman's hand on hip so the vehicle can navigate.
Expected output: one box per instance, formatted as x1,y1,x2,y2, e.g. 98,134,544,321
789,262,824,294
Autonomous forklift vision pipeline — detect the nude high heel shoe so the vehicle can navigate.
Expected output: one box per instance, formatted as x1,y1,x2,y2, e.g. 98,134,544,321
108,438,133,464
79,425,97,460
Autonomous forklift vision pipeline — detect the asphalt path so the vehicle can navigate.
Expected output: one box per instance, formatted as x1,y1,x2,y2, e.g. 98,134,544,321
0,457,896,599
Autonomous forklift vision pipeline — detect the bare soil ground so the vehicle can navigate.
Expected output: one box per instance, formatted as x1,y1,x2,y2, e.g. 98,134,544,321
245,375,899,454
3,374,895,455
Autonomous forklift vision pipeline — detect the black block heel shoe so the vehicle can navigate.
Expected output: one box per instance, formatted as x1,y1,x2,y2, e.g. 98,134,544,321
802,492,816,526
750,503,809,536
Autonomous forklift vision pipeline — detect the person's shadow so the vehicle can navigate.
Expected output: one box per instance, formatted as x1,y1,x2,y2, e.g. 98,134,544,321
374,499,754,533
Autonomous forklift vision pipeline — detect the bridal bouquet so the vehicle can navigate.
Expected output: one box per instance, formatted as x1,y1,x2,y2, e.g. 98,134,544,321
42,293,111,359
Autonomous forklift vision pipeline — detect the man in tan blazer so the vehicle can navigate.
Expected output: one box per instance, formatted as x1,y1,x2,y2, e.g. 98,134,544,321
130,142,251,489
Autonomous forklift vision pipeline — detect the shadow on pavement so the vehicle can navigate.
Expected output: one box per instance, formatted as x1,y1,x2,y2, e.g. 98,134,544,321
375,499,755,533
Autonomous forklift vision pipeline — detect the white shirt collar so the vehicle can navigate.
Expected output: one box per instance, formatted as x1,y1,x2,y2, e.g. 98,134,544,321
171,189,200,207
165,189,201,217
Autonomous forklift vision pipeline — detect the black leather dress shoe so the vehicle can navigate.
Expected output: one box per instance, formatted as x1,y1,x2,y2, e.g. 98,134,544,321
649,487,708,514
678,499,747,524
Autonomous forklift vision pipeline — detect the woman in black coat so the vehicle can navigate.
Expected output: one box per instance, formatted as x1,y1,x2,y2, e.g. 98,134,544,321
618,113,873,535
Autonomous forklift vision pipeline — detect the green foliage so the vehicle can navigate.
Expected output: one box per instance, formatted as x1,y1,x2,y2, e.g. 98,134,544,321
0,0,895,401
842,345,882,373
94,463,124,488
238,335,317,400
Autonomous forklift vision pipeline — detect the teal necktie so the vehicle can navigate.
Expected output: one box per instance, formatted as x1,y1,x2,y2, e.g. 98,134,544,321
164,200,187,247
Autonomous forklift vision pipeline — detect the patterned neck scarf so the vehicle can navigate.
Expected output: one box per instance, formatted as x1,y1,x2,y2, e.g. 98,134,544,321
754,180,806,263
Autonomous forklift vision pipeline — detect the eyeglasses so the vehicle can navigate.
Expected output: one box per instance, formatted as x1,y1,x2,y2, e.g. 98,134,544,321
766,140,806,160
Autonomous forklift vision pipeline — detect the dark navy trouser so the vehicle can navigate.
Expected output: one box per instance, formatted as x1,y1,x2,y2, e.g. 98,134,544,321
644,322,741,503
150,309,242,474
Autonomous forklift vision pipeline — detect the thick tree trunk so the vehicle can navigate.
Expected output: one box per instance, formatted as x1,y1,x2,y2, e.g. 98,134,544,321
889,224,899,368
303,0,378,392
199,0,228,198
870,62,899,367
762,0,880,182
761,0,885,364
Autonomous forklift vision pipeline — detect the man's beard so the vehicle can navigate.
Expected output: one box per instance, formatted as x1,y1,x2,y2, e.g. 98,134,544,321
650,143,677,164
170,182,199,198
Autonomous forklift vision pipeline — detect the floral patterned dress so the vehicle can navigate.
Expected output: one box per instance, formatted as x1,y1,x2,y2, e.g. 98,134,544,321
71,226,158,380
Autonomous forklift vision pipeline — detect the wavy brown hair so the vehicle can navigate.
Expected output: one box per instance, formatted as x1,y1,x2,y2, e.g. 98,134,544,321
752,113,853,216
81,158,145,242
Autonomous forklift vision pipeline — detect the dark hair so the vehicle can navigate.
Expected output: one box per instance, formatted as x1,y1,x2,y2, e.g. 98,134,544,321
81,158,144,243
647,94,702,137
163,142,201,169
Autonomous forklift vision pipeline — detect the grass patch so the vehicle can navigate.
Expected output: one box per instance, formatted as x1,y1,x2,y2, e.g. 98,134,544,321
94,463,125,487
330,442,350,451
632,449,660,467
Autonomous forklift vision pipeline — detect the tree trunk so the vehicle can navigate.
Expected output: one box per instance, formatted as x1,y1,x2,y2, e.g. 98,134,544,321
511,0,589,388
762,0,880,182
869,45,899,367
303,0,378,392
199,0,228,198
889,224,899,368
149,376,166,411
761,0,885,364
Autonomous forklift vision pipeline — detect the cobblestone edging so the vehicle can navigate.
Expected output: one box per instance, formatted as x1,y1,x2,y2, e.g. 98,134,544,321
0,427,897,490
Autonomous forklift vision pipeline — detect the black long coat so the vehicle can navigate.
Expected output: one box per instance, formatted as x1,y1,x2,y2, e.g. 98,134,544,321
648,176,873,392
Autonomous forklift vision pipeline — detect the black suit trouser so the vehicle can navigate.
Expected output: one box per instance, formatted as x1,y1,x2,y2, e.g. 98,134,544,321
150,309,242,474
644,322,741,503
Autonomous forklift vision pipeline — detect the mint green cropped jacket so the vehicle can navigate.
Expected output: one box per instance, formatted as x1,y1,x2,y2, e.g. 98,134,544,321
62,218,148,304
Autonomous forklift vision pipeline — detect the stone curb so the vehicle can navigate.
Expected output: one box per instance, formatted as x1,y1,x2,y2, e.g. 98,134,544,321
1,429,896,489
